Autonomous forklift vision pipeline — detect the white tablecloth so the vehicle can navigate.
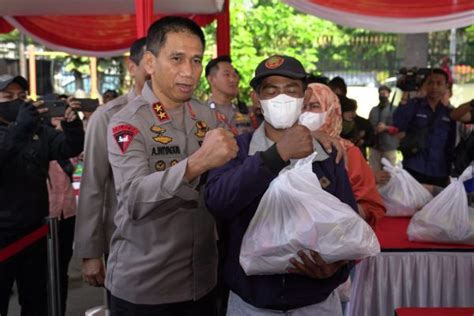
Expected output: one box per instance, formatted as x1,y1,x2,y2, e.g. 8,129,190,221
347,252,474,316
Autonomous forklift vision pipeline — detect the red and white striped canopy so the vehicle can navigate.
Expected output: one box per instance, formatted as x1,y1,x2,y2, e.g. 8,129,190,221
0,0,224,56
283,0,474,33
1,0,473,56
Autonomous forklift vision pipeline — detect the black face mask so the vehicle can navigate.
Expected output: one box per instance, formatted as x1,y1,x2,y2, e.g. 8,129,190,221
0,99,24,122
379,96,389,104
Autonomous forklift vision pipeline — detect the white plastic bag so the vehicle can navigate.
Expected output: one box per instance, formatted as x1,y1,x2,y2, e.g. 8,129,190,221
407,166,474,244
239,153,380,276
378,158,432,216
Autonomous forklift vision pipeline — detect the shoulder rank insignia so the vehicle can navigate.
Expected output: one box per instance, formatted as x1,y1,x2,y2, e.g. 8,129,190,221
150,125,173,144
112,124,139,154
195,120,209,138
152,102,170,122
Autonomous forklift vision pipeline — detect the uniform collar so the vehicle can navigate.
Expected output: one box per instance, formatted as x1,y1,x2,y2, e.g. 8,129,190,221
141,81,159,106
127,88,137,102
141,81,197,126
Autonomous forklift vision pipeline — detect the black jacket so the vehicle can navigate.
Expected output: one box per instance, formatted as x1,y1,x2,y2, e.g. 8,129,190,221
0,119,84,247
205,133,356,310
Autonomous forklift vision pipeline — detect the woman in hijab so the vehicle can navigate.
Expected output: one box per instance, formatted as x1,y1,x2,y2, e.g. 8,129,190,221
300,83,386,227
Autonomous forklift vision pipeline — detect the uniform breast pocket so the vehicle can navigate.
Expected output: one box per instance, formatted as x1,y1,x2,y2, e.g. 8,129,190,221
413,114,429,129
433,118,451,142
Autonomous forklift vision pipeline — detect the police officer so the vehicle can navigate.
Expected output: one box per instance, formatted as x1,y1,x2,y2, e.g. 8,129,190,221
205,55,257,135
74,37,148,289
0,75,84,316
106,16,237,315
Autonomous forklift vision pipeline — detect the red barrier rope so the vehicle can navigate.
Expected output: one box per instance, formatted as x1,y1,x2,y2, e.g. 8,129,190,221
0,224,49,262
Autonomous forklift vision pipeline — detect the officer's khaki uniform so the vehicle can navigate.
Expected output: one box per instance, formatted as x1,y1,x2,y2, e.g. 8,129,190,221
105,82,220,305
208,100,255,135
74,90,136,258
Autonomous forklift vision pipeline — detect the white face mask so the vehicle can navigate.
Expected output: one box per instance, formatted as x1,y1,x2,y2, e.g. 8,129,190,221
260,94,304,129
298,111,327,132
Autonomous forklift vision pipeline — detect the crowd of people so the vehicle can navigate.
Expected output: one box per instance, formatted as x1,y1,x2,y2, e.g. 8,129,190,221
0,15,472,316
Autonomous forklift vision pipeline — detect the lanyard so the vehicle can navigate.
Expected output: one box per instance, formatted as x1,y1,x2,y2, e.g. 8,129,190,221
215,111,239,136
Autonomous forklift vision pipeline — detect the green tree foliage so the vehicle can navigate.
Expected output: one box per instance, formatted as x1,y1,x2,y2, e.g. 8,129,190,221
196,0,343,102
196,0,401,102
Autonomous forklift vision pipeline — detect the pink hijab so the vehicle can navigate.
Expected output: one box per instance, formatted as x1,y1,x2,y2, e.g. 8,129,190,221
307,83,354,151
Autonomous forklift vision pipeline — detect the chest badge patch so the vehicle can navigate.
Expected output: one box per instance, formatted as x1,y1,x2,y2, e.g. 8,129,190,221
155,160,166,171
152,102,170,122
150,125,173,144
234,112,244,121
195,120,209,138
170,159,179,167
319,176,331,189
265,55,285,69
112,124,139,154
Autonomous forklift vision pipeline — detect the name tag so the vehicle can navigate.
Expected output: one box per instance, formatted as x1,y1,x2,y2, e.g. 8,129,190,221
416,113,428,119
442,116,451,122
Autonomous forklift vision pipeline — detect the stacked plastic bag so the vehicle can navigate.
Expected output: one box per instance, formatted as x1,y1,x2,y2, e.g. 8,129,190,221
407,166,474,244
239,153,380,276
378,158,433,216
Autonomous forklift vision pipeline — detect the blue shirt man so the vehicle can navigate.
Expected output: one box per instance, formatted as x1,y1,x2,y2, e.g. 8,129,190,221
393,69,456,187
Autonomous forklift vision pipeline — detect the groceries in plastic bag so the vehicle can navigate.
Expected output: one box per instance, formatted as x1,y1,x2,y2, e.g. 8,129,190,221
378,158,432,217
407,166,474,244
239,153,380,276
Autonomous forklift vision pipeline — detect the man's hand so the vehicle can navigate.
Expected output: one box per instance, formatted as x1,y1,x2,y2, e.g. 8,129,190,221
82,258,105,287
15,100,46,133
310,131,346,164
186,128,238,181
276,125,313,161
64,97,80,123
376,122,387,134
288,250,347,279
374,170,391,185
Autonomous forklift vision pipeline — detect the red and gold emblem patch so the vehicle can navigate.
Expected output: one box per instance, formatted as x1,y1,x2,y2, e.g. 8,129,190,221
152,102,170,122
195,120,209,138
112,124,139,154
265,56,284,69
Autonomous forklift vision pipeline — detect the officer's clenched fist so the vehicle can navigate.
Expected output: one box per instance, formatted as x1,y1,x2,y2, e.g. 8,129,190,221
185,128,238,181
201,128,238,169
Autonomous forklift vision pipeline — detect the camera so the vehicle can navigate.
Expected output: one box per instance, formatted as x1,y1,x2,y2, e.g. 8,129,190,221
396,67,431,92
39,100,68,117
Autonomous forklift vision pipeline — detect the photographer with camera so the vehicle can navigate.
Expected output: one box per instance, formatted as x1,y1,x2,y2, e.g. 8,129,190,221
393,68,456,188
0,75,84,316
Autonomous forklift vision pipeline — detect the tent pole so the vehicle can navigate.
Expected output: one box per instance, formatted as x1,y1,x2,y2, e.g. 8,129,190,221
27,45,37,99
19,33,27,79
216,0,230,57
135,0,154,38
89,57,98,99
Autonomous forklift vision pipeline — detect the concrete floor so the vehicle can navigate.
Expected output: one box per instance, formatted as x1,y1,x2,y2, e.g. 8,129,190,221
8,257,105,316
